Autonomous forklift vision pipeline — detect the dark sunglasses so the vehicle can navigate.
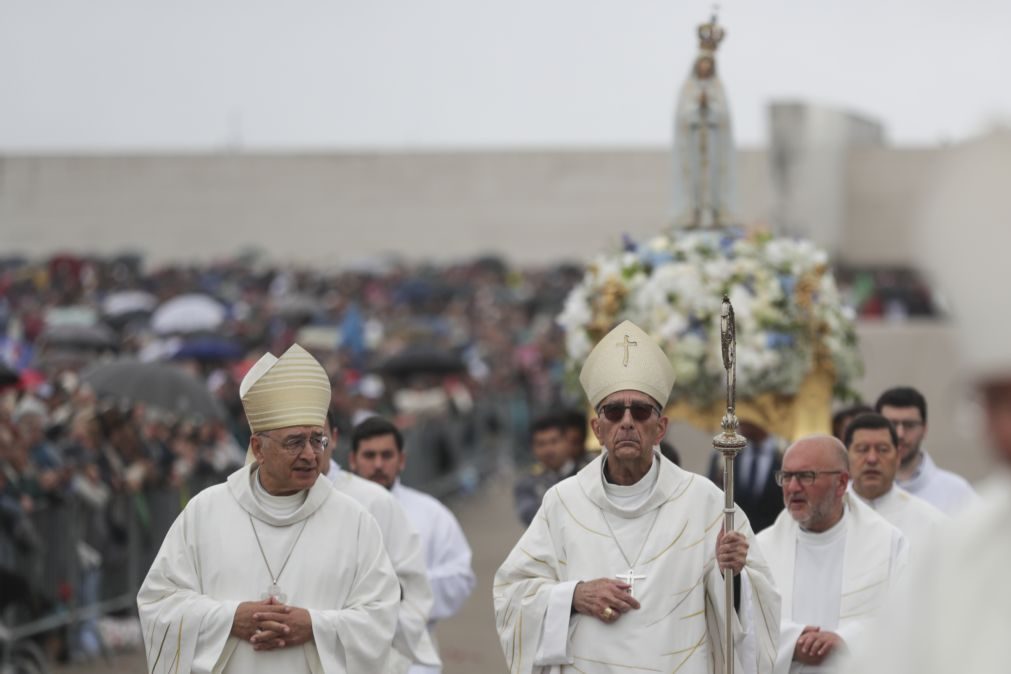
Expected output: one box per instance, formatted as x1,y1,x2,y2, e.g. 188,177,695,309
597,402,661,422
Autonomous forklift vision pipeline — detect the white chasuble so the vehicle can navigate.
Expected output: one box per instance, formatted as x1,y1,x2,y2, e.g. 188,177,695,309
137,465,400,674
325,461,440,673
849,484,947,559
756,494,908,674
494,451,781,674
840,471,1011,674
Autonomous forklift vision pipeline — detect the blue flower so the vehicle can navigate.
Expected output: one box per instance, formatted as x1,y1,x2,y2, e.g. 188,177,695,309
778,274,796,298
766,331,795,349
622,234,638,253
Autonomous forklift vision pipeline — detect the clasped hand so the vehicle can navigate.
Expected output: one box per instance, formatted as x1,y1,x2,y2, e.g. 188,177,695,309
231,597,313,651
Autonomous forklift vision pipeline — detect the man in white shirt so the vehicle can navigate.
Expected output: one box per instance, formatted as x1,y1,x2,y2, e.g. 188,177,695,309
349,416,477,674
874,386,978,514
843,412,947,556
138,344,400,673
321,412,440,673
757,435,907,673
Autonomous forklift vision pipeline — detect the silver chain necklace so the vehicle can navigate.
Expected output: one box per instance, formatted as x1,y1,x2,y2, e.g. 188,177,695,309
248,515,309,604
599,507,662,598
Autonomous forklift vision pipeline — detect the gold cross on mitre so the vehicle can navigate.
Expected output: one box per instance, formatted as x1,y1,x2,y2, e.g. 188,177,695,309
616,334,638,367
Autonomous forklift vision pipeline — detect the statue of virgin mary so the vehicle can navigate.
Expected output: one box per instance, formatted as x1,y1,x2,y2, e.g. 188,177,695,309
672,14,736,228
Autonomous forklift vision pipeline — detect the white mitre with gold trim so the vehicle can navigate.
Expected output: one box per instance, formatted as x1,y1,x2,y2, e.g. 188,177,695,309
241,343,331,433
579,320,676,408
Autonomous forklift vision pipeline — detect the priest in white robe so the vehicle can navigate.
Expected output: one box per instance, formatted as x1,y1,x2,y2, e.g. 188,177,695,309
756,435,907,674
320,413,440,674
494,320,781,674
137,344,400,673
840,128,1011,674
348,415,477,674
843,413,947,556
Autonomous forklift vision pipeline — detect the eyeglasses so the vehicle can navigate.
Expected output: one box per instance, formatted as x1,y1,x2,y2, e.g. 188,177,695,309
258,432,329,455
887,420,924,431
774,470,843,486
597,402,661,423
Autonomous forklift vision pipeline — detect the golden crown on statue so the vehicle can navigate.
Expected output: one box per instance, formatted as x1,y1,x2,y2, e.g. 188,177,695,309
697,14,725,55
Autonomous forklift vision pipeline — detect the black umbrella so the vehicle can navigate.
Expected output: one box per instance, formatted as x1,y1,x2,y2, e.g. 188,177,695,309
82,360,225,421
0,361,19,387
377,346,466,378
38,323,119,352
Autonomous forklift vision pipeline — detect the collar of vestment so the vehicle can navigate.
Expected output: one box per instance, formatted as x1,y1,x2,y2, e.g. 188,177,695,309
227,462,332,527
578,447,691,519
848,482,903,511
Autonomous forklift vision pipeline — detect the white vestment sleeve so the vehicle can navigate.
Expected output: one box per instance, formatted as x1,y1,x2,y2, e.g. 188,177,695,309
307,512,401,673
533,580,578,666
370,494,440,670
138,508,241,674
775,620,805,674
427,507,476,622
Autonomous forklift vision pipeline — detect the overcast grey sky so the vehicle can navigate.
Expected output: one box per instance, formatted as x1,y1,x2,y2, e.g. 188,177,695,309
1,0,1008,152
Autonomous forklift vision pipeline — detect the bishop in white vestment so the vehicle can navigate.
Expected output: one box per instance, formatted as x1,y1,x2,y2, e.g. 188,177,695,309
138,345,400,673
756,436,907,674
494,321,781,674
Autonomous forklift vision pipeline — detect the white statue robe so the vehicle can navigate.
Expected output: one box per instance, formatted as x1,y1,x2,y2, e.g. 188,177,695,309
841,471,1011,674
137,465,400,674
494,451,781,674
756,494,908,674
672,72,736,227
392,479,477,674
325,460,440,673
848,484,947,558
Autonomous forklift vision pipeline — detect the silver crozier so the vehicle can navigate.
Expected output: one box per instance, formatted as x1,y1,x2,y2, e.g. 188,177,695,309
713,295,747,674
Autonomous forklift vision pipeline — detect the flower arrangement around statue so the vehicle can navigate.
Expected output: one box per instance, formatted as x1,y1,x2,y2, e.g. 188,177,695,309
557,227,862,436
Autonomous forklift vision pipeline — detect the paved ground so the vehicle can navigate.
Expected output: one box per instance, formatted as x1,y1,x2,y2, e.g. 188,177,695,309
53,466,525,674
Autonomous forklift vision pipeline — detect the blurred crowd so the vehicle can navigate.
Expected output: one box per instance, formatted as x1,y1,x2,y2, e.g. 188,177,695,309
0,252,580,653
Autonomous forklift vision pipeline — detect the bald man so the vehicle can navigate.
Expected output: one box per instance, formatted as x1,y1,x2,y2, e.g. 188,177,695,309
756,436,907,673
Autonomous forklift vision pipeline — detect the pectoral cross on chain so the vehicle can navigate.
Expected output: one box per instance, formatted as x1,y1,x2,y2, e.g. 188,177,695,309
616,334,638,367
615,569,646,598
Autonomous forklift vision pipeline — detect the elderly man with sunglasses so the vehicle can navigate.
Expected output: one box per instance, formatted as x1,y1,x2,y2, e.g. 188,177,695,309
756,435,907,673
495,321,781,674
138,344,400,673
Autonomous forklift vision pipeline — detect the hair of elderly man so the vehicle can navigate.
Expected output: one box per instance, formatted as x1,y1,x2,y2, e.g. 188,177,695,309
784,434,850,472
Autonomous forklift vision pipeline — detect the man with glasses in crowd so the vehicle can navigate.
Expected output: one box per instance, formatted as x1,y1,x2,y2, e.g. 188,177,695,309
757,435,907,673
138,344,400,673
874,386,978,515
495,321,781,674
844,413,946,556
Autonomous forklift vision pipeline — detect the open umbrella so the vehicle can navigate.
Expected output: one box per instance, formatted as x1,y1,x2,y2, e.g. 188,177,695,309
82,360,225,421
151,294,226,335
102,290,157,321
377,345,466,378
171,336,244,362
0,361,19,387
38,323,119,352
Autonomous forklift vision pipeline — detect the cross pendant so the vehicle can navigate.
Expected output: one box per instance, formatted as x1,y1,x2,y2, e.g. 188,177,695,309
261,583,287,604
615,569,646,598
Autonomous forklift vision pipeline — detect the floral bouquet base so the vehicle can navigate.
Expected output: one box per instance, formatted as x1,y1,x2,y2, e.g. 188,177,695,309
559,227,861,440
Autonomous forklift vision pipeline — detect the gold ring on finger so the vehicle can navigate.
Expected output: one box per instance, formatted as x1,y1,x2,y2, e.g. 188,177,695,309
602,607,614,619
